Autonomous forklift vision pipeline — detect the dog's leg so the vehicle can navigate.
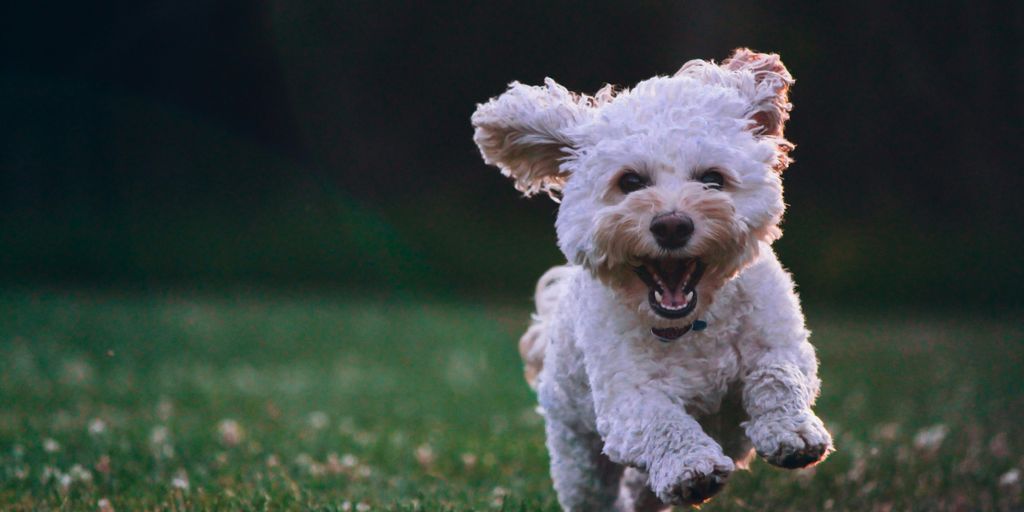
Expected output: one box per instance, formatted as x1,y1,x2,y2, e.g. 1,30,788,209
741,361,832,468
591,390,735,507
545,419,623,512
581,372,741,507
579,327,735,505
737,254,833,468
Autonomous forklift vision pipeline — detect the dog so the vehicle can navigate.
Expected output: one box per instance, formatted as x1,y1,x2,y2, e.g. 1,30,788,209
471,49,833,510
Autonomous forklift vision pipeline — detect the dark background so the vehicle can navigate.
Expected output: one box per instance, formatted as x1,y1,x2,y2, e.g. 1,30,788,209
2,1,1021,307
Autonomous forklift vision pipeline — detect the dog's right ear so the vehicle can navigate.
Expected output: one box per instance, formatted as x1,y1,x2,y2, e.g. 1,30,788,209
472,78,590,198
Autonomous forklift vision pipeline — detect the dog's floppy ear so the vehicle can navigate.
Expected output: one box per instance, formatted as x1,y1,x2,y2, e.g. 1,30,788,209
472,78,590,198
720,48,794,138
678,48,795,171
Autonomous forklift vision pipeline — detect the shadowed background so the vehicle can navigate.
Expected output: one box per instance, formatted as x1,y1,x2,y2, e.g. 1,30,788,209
2,1,1022,304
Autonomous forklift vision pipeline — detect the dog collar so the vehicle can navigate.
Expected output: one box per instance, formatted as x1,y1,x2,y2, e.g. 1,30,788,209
651,319,707,342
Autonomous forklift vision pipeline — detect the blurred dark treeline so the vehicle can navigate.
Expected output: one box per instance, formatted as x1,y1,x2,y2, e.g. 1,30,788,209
2,1,1021,306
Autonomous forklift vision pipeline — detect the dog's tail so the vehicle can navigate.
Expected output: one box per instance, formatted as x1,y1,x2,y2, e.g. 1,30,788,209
519,265,575,390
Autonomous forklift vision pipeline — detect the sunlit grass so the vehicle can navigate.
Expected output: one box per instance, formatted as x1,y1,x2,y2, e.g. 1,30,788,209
0,289,1021,510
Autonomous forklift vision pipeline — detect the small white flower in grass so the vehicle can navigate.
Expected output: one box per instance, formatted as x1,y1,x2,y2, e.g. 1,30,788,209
171,469,190,491
58,472,72,490
266,454,280,468
13,466,28,480
294,453,325,476
461,452,478,470
308,462,326,477
1000,468,1020,487
89,418,108,436
308,411,329,430
70,464,93,484
491,486,509,507
217,419,244,447
913,424,949,452
98,497,115,512
150,426,175,459
341,502,352,511
43,438,61,453
415,444,435,468
355,503,370,512
150,426,170,445
295,453,314,467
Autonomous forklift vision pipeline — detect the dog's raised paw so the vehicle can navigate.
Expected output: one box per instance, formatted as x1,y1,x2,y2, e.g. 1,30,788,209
762,439,829,469
653,459,733,507
747,410,833,469
672,470,729,505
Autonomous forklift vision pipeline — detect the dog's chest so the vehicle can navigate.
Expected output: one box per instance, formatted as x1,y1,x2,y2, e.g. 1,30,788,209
644,334,742,416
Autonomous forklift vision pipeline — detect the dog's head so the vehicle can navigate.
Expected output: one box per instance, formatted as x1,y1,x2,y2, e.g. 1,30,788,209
472,49,795,335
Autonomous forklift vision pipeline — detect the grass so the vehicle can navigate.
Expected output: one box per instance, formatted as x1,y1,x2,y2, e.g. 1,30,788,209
0,289,1021,511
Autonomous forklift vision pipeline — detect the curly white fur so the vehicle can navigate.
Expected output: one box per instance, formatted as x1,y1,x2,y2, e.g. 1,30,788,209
472,49,832,511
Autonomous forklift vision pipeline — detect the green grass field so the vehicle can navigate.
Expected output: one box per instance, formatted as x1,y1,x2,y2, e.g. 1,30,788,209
0,289,1021,511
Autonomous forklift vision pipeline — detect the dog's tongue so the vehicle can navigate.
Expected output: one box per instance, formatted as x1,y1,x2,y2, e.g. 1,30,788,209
651,260,691,309
660,284,688,309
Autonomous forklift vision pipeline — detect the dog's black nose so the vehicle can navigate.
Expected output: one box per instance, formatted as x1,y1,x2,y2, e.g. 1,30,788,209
650,212,694,249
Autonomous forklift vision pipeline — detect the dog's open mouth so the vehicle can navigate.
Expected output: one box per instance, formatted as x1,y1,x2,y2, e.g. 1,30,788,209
633,258,706,319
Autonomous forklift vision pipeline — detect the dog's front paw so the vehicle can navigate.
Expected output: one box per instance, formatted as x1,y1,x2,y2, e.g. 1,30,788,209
746,410,833,469
650,452,734,506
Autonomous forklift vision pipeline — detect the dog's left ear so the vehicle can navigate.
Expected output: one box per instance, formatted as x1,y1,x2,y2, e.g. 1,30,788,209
472,78,591,198
720,48,794,138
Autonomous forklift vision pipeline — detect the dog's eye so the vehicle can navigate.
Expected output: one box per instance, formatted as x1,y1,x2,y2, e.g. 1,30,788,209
699,170,725,190
618,171,648,194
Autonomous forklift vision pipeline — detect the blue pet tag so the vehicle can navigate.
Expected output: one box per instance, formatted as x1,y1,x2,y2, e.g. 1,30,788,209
691,320,708,332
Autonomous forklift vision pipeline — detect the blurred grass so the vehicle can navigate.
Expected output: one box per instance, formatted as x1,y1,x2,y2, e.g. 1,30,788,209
0,289,1021,510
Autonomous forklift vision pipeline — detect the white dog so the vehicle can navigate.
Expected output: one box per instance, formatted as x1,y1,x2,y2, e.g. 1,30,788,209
472,49,833,510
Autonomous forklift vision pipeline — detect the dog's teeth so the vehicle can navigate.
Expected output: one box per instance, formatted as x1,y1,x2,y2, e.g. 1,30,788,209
654,291,663,302
686,290,694,299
